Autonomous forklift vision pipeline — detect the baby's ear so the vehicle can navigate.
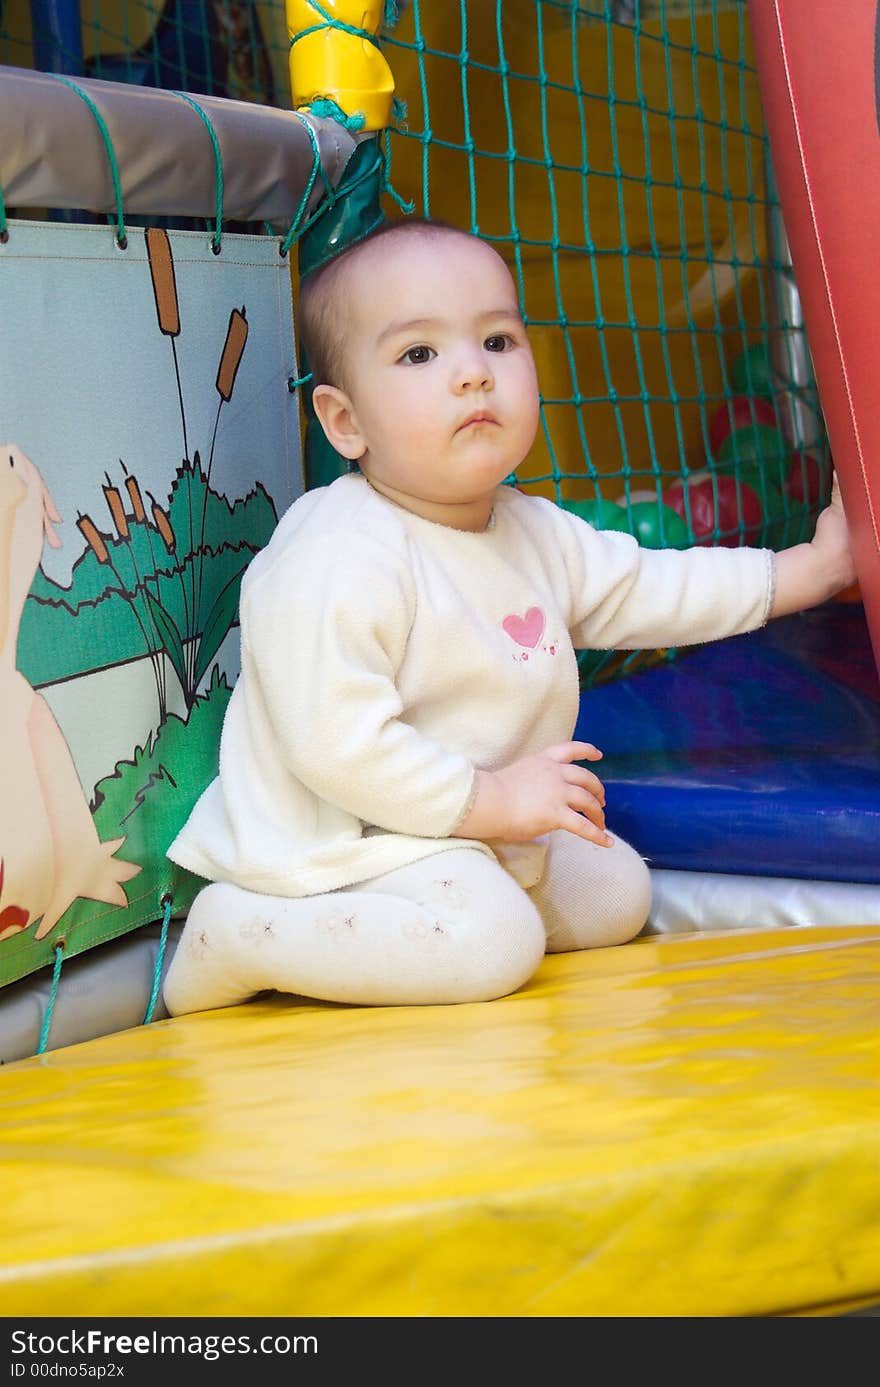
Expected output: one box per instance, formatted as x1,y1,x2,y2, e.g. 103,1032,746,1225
311,384,366,460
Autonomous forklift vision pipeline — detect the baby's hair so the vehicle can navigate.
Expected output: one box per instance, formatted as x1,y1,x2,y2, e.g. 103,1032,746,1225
297,215,479,391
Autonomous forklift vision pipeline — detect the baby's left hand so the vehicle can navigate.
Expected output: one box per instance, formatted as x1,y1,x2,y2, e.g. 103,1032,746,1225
769,468,857,619
810,471,857,592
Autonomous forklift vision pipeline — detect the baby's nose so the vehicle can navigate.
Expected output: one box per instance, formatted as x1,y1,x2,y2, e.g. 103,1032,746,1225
454,352,494,392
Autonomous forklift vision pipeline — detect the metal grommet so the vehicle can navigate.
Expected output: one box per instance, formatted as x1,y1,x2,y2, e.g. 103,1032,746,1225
116,234,128,251
211,241,221,256
0,229,9,244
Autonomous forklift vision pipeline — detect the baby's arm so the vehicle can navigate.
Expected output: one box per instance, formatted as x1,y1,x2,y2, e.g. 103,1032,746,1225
767,473,857,617
546,470,855,653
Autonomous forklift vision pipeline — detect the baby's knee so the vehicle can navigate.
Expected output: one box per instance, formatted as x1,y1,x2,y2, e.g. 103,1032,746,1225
601,836,652,945
462,892,546,1002
541,832,652,952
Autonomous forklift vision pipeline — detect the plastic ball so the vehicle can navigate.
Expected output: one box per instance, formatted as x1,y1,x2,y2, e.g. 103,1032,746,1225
663,473,764,547
784,451,830,507
718,422,789,479
617,488,660,506
627,501,690,549
708,395,778,456
561,497,630,531
731,342,775,398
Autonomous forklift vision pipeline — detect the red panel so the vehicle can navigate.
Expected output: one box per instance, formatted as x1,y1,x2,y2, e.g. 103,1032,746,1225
748,0,880,674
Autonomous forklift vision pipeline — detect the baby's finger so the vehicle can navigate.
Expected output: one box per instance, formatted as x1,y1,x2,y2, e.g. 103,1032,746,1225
566,786,606,829
563,764,606,803
830,471,845,509
546,740,603,763
560,807,613,847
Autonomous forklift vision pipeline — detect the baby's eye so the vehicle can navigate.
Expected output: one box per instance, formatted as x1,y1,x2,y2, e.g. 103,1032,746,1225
484,333,513,353
400,344,436,365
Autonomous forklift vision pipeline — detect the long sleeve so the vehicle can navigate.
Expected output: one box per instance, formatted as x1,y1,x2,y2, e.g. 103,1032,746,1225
543,502,775,650
240,528,476,837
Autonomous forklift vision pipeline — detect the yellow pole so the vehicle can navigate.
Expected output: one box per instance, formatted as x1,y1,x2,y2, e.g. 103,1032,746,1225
286,0,395,131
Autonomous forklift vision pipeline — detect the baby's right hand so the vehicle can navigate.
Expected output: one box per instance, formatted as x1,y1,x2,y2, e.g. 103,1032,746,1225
455,741,611,846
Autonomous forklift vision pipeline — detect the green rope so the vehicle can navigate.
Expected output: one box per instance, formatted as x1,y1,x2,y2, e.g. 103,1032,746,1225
48,74,127,246
173,92,225,251
379,129,415,214
280,110,337,256
289,0,382,54
288,371,313,391
143,896,173,1025
308,97,365,132
36,942,65,1056
0,180,7,241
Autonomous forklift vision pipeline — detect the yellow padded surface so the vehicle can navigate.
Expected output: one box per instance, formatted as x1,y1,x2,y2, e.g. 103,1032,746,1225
2,925,880,1317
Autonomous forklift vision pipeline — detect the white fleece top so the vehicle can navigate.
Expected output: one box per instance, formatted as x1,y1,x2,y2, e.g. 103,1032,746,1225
167,473,774,894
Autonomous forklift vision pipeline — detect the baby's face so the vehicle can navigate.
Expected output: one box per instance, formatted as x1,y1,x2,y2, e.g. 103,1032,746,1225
338,234,540,511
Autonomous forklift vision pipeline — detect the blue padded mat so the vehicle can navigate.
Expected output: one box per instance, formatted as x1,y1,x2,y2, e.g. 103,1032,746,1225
574,602,880,883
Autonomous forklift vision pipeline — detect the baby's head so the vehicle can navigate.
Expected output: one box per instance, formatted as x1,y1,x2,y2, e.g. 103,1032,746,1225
297,218,540,528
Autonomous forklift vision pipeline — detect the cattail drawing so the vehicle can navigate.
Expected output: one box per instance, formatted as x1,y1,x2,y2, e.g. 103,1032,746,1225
102,478,130,541
124,474,147,524
78,235,255,722
216,307,248,402
146,227,188,464
150,497,176,554
76,514,109,565
77,484,169,721
195,306,248,643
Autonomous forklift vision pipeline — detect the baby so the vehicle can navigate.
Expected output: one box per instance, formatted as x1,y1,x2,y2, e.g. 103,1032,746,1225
163,217,855,1016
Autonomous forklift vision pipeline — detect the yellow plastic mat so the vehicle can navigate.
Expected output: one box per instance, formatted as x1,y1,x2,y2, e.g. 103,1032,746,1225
2,925,879,1317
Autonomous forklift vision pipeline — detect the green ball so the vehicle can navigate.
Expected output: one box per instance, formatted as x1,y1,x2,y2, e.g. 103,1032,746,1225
718,423,790,492
718,422,788,467
627,501,690,549
561,497,630,532
731,342,775,398
758,484,812,547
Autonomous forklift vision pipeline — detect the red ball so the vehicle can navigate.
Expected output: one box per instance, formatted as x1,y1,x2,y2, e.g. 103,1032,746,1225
708,396,778,458
784,451,828,507
663,473,764,547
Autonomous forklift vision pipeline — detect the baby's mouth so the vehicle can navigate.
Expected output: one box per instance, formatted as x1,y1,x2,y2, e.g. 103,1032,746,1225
457,411,500,432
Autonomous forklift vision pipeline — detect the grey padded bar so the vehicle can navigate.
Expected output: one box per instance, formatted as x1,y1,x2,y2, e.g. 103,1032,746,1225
0,65,358,222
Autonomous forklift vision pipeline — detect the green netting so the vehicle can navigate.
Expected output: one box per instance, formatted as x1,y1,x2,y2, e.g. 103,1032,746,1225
376,0,830,686
0,0,285,104
4,0,831,692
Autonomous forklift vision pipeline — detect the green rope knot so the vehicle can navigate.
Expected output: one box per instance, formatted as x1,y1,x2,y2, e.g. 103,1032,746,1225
308,97,366,133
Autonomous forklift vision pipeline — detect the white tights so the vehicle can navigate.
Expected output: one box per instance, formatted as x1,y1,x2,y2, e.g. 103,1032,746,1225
162,830,652,1016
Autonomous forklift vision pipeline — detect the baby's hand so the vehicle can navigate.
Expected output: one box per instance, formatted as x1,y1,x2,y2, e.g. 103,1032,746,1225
496,741,611,845
455,741,611,846
810,472,857,589
770,469,858,618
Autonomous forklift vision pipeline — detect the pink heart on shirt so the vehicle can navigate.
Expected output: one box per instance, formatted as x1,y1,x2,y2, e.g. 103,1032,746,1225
502,607,546,648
